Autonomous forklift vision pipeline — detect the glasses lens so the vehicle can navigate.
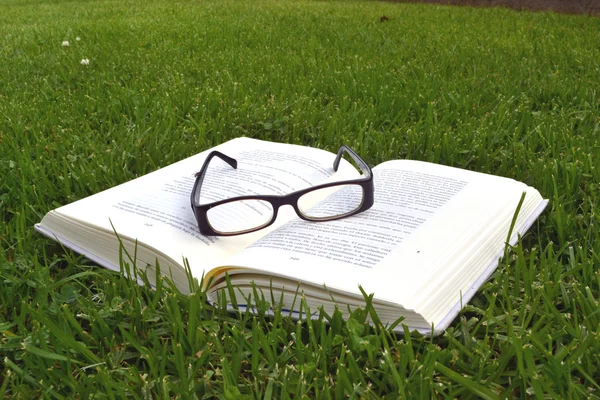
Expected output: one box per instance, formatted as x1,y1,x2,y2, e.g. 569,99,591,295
298,184,364,220
206,200,274,234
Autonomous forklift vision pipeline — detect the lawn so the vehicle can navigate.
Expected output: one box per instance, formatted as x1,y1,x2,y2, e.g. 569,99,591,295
1,0,599,397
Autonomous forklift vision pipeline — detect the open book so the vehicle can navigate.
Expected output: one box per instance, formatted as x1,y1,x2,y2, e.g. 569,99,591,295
36,137,548,335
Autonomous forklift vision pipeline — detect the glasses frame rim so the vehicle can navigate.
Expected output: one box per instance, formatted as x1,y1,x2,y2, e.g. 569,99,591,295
190,145,374,236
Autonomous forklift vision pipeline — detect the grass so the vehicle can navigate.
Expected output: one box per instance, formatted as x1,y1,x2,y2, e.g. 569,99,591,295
1,0,599,397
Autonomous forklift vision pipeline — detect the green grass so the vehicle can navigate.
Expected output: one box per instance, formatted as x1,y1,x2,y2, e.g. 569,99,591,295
1,0,599,397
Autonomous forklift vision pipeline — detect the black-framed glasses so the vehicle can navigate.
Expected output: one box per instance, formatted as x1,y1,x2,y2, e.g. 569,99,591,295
190,145,374,236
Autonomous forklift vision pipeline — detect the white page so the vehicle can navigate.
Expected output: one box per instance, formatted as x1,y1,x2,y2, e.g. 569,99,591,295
372,175,542,314
40,138,359,279
223,160,540,310
224,161,474,294
415,190,544,324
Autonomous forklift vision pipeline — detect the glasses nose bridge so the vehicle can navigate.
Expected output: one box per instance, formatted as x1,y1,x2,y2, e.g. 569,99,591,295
267,190,300,210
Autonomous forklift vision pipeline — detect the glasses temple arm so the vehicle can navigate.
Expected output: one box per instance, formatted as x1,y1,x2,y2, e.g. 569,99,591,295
195,151,237,177
333,145,372,176
193,151,237,204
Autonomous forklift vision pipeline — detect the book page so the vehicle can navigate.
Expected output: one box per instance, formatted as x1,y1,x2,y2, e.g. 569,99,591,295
223,160,532,304
40,138,360,278
244,168,468,269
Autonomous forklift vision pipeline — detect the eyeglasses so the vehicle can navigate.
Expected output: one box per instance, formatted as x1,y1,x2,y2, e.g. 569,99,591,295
190,145,374,236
